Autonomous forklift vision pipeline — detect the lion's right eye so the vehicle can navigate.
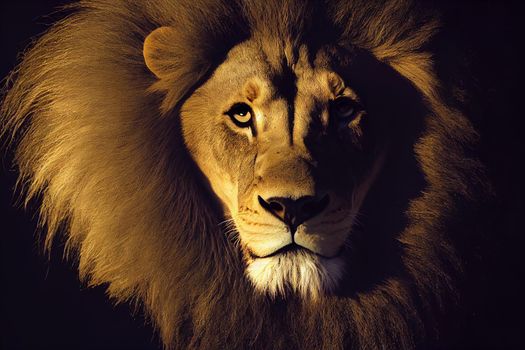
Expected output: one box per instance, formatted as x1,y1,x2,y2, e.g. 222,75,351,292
226,103,253,128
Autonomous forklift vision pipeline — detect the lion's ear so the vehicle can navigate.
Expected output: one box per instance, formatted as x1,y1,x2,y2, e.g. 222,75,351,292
143,26,177,78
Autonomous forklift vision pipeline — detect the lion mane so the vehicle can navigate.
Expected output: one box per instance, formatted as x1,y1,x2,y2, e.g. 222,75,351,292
1,0,486,348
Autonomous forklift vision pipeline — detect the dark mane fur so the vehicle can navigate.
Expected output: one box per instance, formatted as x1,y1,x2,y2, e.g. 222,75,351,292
1,0,486,348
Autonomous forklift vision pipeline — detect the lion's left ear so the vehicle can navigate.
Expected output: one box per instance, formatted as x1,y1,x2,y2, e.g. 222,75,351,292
143,26,177,78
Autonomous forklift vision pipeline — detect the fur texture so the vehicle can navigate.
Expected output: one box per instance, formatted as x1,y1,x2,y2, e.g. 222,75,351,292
246,251,345,300
1,0,485,348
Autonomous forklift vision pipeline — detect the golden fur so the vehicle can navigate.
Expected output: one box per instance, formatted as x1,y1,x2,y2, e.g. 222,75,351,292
174,37,391,300
1,0,486,348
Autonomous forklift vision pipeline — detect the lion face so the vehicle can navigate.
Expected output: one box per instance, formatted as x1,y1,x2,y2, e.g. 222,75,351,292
177,40,388,299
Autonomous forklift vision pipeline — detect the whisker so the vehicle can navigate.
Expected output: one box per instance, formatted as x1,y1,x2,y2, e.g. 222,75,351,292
218,217,235,228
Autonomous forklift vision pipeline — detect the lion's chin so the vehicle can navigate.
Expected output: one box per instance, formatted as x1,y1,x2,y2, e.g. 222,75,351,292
245,249,345,301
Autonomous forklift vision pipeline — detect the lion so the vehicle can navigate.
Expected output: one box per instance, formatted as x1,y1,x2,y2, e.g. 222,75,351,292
1,0,487,348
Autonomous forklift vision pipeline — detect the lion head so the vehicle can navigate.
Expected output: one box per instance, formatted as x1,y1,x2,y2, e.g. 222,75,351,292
2,0,485,348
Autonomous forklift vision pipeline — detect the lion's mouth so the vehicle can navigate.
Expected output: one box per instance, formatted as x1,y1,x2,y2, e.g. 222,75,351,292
249,243,341,259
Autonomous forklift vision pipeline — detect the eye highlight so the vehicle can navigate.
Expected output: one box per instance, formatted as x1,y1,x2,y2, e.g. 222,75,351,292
226,103,253,128
330,98,360,124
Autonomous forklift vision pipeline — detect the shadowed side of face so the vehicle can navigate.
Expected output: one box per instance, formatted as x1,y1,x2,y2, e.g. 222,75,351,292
179,39,386,300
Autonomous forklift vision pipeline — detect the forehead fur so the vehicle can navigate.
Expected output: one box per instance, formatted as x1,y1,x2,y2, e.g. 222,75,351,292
1,0,485,349
146,0,440,113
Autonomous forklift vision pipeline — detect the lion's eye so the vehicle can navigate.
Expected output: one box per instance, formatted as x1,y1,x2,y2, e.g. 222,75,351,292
331,98,360,124
226,103,253,128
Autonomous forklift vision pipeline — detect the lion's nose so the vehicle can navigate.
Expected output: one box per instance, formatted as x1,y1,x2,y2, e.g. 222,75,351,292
257,195,330,232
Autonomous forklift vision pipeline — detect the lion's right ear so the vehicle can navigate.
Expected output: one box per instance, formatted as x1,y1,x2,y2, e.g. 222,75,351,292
143,26,177,78
143,25,217,113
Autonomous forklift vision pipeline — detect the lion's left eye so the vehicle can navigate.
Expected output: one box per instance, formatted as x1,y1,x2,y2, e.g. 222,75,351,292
331,98,360,124
226,103,253,128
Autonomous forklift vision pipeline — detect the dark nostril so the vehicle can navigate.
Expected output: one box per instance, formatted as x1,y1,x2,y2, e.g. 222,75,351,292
258,196,287,221
300,194,330,219
269,201,284,213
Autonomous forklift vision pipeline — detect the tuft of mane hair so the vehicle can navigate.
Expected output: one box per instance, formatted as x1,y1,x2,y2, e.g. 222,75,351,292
1,0,486,349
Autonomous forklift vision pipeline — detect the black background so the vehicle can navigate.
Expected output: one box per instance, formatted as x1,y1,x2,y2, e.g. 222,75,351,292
1,1,523,349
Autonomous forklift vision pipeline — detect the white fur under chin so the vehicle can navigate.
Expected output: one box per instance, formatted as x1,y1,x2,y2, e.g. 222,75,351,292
245,250,345,300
